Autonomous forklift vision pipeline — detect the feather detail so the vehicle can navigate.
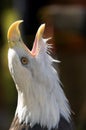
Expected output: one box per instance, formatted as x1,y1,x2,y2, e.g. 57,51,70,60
9,115,73,130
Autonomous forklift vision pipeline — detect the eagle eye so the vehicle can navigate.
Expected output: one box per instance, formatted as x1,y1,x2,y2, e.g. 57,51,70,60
21,57,28,65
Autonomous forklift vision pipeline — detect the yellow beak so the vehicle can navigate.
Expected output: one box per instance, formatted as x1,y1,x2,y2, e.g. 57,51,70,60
31,24,45,55
7,20,23,48
36,24,45,41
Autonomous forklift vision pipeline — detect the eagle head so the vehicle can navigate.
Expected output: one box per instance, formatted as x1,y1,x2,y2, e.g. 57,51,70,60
7,20,70,130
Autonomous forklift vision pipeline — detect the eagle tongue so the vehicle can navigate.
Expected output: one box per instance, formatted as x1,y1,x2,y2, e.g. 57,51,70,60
31,24,45,56
31,37,38,56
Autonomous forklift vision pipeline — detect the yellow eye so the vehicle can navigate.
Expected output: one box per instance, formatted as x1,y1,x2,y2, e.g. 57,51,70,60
21,57,28,65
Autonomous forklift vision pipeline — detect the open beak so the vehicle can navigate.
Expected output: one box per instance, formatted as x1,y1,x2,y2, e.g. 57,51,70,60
7,20,45,56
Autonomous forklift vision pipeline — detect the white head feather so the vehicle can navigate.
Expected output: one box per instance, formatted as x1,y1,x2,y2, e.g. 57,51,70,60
7,20,70,130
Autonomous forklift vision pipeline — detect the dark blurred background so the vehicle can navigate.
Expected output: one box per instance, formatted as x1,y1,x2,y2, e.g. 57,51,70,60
0,0,86,130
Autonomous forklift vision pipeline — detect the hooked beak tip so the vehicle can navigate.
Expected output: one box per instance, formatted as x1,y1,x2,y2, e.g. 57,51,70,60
36,23,45,41
7,20,23,42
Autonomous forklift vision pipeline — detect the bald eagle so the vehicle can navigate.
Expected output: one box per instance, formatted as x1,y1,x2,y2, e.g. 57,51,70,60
7,21,73,130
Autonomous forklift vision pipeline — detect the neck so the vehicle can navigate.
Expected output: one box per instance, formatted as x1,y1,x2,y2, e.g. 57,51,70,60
15,68,70,130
